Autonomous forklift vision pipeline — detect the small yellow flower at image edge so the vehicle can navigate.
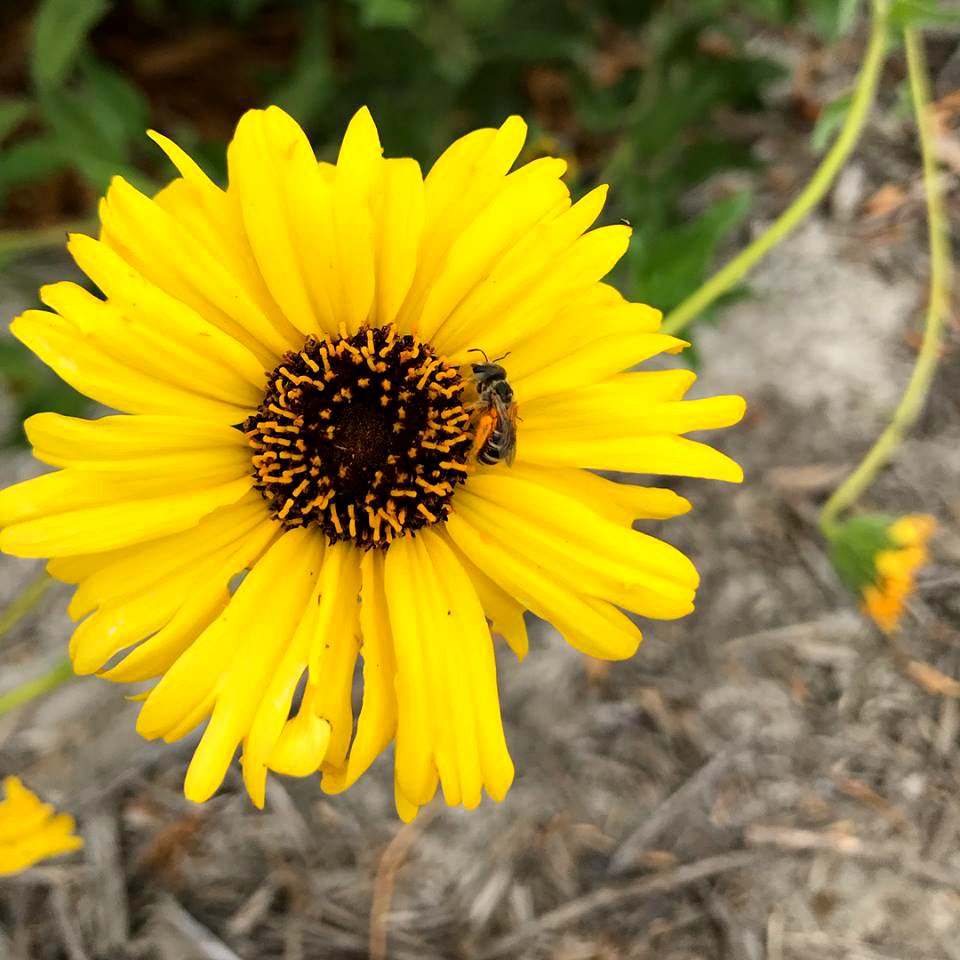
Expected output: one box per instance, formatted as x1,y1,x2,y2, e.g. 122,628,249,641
0,106,745,820
0,776,83,876
828,513,936,634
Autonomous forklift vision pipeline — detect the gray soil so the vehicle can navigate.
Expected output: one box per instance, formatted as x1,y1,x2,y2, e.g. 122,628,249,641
0,32,958,960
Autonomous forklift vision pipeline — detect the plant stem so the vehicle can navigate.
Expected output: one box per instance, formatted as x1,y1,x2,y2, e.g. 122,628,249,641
661,0,891,337
0,572,75,716
0,657,74,717
0,220,95,260
820,27,951,538
0,571,51,642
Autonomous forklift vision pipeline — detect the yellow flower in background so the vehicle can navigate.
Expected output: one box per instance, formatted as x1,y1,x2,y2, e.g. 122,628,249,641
0,107,744,820
828,513,936,633
521,131,581,185
864,515,936,632
0,777,82,875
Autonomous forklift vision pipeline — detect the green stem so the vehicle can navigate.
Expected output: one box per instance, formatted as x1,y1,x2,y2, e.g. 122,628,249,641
820,27,951,539
0,572,51,642
661,0,891,337
0,657,73,717
0,220,95,259
0,574,75,715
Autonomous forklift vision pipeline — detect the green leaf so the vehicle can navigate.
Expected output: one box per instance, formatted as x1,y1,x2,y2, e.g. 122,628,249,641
0,339,87,447
417,5,479,84
31,0,111,91
270,6,333,130
451,0,511,27
36,55,152,194
0,135,68,207
77,54,150,148
739,0,791,21
72,153,153,195
675,139,759,186
827,514,897,593
627,75,725,157
811,91,852,153
890,0,960,27
351,0,422,29
838,0,864,35
809,0,862,39
0,98,30,143
631,192,752,313
232,0,271,20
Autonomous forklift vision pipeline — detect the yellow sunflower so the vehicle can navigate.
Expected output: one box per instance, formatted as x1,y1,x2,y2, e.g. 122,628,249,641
0,777,82,875
0,107,744,820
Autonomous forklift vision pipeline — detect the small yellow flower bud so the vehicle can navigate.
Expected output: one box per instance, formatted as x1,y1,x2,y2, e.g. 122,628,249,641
828,513,936,632
0,777,83,876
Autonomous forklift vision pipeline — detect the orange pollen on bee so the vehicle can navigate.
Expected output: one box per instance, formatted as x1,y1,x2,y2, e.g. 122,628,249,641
243,324,475,549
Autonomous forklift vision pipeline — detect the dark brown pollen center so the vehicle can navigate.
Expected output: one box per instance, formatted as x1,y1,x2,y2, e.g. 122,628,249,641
244,325,471,548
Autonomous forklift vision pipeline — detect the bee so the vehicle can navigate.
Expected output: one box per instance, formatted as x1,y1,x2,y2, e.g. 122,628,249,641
468,351,519,467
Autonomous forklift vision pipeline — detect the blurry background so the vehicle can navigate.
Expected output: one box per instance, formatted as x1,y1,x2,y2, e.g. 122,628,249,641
0,0,941,440
1,1,959,958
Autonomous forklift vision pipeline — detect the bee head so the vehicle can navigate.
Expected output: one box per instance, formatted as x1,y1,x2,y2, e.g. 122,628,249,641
468,349,510,388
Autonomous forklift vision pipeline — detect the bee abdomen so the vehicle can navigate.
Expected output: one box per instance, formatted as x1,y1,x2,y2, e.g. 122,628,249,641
477,427,506,464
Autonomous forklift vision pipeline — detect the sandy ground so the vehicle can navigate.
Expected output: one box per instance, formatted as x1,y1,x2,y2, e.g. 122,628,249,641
1,45,959,960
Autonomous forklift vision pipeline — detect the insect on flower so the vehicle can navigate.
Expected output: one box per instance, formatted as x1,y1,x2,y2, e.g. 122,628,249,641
468,350,519,467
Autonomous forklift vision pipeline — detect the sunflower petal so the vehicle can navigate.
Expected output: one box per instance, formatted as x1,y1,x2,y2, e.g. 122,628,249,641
519,432,745,482
0,477,252,558
242,552,326,807
522,385,747,436
444,533,528,660
384,533,512,813
371,158,425,327
332,106,380,334
147,131,303,359
99,174,297,363
418,160,569,342
25,414,248,469
228,107,333,339
305,541,363,768
322,549,398,794
397,116,527,333
70,510,275,677
136,528,322,803
513,333,687,403
457,473,699,617
63,235,267,399
446,510,643,660
11,310,247,423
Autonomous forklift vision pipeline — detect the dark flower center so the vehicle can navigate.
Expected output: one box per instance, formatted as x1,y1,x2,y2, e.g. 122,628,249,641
244,325,472,548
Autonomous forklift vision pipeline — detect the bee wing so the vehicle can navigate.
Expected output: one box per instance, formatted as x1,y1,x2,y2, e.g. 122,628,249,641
488,391,508,418
499,398,519,466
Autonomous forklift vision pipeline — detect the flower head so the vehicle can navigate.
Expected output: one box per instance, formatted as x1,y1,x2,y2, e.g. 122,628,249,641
829,513,936,632
0,777,82,875
0,107,744,819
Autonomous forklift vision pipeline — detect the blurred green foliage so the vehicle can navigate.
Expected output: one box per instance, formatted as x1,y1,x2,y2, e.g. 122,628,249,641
0,0,956,444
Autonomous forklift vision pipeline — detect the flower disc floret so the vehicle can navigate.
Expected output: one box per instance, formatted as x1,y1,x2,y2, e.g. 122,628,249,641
244,324,471,548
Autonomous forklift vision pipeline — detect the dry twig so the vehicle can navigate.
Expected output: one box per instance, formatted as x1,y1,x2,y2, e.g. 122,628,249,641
609,751,737,875
369,815,432,960
478,850,766,959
